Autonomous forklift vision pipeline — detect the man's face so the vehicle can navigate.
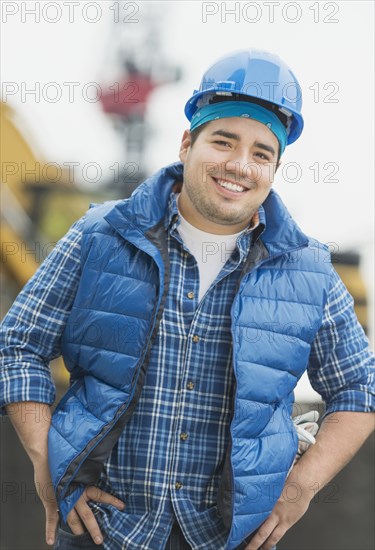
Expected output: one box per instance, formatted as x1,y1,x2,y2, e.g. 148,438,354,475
178,117,280,234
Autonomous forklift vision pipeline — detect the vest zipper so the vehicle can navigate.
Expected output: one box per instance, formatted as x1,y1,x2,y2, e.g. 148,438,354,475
225,240,308,549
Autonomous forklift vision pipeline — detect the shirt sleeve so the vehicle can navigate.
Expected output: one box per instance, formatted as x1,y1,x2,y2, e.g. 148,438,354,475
307,265,375,419
0,216,85,411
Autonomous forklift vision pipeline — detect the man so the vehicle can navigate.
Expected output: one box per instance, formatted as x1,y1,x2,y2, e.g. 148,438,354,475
0,49,374,550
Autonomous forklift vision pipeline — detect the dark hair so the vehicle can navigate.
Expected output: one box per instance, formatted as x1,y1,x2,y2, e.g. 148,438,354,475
189,122,209,147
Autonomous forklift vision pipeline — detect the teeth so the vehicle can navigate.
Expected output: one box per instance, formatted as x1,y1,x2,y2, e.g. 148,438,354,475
216,179,246,193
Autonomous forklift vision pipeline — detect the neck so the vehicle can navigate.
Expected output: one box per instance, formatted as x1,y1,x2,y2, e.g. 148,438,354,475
177,193,252,235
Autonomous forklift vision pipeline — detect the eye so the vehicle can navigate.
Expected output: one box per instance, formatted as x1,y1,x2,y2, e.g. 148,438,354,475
214,140,231,147
254,151,271,161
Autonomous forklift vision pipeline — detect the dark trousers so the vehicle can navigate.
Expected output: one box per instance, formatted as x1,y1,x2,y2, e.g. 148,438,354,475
54,520,192,549
54,520,276,549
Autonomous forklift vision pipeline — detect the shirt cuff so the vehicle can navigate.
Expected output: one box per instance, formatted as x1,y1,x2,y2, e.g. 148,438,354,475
322,385,375,420
0,366,56,415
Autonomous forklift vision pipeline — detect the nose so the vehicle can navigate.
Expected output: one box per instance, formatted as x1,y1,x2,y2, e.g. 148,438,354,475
225,157,260,182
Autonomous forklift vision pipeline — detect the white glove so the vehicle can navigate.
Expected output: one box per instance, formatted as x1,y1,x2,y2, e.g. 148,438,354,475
288,410,320,473
294,410,319,446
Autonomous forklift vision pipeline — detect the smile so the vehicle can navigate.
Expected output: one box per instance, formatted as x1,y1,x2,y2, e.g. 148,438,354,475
213,178,249,194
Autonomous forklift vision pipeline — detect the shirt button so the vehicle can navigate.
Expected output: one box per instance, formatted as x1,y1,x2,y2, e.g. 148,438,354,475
180,432,188,441
192,335,200,343
186,381,195,390
187,291,195,299
175,482,183,490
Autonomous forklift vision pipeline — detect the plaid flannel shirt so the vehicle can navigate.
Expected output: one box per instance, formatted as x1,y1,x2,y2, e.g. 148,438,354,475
1,193,374,549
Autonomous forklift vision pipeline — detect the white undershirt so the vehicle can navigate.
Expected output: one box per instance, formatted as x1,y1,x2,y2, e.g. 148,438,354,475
176,198,245,301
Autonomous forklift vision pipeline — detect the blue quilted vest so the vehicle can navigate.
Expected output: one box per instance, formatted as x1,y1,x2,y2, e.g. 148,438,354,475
49,162,331,549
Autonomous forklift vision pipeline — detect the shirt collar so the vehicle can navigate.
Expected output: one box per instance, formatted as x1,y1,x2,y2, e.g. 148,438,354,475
165,191,180,231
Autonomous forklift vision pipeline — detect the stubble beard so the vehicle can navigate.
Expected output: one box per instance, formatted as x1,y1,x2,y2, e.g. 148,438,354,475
183,174,257,229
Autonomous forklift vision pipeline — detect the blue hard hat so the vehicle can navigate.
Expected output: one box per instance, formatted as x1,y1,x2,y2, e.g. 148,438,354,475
184,49,304,145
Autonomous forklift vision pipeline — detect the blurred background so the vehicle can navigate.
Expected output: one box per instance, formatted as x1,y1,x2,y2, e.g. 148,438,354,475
1,1,374,548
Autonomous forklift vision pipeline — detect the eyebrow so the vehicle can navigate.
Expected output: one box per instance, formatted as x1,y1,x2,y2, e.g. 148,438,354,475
211,130,240,141
254,141,276,157
210,130,277,158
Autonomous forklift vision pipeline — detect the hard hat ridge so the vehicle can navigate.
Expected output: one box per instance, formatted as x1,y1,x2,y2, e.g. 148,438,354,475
184,49,304,145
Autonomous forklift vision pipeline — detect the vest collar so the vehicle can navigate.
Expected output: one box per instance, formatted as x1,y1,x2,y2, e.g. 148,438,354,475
261,190,309,257
104,162,183,239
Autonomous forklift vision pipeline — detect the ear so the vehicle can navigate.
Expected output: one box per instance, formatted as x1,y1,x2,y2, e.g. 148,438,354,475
179,129,192,163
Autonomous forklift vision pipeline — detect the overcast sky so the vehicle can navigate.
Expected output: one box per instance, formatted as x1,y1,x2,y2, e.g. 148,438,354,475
1,1,374,399
2,1,373,238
